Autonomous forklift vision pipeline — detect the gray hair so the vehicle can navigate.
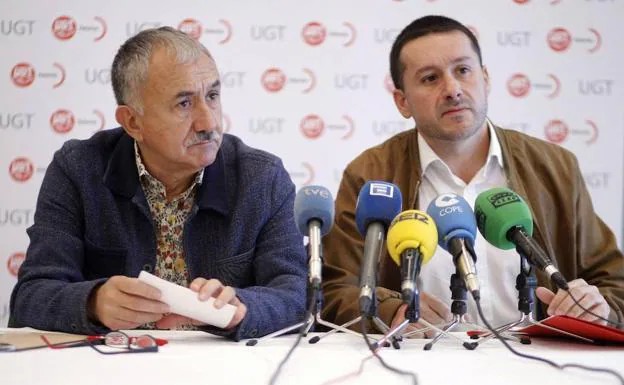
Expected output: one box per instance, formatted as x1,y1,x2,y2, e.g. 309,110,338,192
111,26,212,113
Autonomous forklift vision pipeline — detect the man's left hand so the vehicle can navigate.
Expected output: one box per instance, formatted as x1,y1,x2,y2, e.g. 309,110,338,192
155,278,247,330
536,278,610,325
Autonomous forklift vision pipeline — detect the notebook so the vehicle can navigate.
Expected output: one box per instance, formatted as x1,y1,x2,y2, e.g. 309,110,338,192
517,315,624,344
0,328,87,351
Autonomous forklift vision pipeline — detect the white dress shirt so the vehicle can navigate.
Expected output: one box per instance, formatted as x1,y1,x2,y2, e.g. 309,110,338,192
417,121,522,328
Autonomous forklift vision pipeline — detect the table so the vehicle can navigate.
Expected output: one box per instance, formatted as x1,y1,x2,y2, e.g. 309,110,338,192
1,328,623,385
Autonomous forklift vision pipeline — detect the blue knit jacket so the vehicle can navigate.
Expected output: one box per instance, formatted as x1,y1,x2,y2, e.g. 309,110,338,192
9,128,307,340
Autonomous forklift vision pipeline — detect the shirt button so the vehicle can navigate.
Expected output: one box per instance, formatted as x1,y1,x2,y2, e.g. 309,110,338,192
71,324,78,331
249,329,258,337
142,264,153,272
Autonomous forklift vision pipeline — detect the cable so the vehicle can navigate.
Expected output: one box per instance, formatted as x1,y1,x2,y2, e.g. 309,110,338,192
474,298,624,385
268,287,318,385
319,354,375,385
359,318,418,385
320,320,416,385
566,290,623,328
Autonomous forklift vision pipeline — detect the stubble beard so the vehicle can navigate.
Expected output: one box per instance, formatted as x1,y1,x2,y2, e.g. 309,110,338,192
417,102,488,142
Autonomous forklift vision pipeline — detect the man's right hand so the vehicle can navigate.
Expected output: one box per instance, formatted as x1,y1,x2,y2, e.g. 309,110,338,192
390,291,452,338
89,276,170,330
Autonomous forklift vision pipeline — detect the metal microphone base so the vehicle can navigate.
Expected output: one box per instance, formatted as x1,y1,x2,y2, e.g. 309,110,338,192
472,311,593,345
471,260,538,347
310,314,390,345
472,258,592,346
470,312,535,345
374,317,444,349
307,312,366,344
410,273,483,351
367,316,401,350
374,290,467,350
417,314,483,351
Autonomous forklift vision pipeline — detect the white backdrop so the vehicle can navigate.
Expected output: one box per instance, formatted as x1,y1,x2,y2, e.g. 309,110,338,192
1,0,622,327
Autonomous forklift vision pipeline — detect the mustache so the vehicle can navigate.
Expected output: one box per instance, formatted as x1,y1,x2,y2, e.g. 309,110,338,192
444,98,469,108
186,130,221,146
441,99,471,112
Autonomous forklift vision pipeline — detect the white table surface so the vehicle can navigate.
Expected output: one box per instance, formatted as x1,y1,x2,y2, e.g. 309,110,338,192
0,328,623,385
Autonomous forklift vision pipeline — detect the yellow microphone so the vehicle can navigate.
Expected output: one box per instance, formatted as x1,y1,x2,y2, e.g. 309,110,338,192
386,210,438,304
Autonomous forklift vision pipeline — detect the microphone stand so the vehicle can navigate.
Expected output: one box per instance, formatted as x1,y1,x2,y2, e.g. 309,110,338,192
311,288,391,345
471,253,592,346
307,287,367,343
247,284,370,346
372,287,459,350
248,229,364,346
246,285,317,346
402,271,482,350
365,290,401,349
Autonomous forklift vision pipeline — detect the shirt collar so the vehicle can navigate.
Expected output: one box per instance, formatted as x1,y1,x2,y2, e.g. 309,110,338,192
418,118,504,178
133,141,204,186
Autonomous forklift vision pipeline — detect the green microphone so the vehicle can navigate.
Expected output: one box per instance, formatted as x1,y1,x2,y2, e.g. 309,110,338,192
474,187,569,290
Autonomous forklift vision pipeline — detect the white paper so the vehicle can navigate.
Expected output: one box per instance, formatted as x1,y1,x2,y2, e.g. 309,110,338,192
138,271,236,329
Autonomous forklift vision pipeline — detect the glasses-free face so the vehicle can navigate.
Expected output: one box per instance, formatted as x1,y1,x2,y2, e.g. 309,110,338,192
393,31,490,144
127,49,224,184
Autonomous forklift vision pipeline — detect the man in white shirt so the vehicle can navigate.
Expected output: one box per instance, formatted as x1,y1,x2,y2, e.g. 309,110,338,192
416,119,520,330
321,15,623,336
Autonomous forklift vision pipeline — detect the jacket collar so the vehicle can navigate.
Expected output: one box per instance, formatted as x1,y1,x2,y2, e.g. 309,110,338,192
493,125,547,254
407,123,536,224
417,119,504,182
103,131,230,215
196,148,229,215
494,125,531,206
406,128,422,210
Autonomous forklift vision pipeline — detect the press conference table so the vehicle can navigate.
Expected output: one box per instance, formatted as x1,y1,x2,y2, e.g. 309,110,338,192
1,328,623,385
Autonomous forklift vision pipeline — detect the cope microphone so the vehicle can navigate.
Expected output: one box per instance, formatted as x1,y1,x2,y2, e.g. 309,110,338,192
355,181,402,316
427,193,481,300
294,185,335,289
386,210,438,305
474,187,569,290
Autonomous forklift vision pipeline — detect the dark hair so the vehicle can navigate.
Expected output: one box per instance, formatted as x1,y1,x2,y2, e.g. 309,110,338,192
389,15,482,90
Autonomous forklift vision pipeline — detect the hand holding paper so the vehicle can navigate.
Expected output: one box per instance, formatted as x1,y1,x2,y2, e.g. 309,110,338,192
138,272,245,329
89,275,170,330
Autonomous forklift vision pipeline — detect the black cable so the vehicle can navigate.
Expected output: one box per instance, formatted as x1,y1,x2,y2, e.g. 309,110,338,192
566,290,623,328
319,354,375,385
359,318,418,385
474,298,624,385
268,287,318,385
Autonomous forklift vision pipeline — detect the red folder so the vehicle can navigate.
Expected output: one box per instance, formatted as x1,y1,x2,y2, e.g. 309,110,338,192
517,315,624,344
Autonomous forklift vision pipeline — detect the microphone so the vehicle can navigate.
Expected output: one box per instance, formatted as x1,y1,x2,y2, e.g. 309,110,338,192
474,187,569,290
355,181,402,316
294,185,335,289
426,193,480,300
386,210,438,305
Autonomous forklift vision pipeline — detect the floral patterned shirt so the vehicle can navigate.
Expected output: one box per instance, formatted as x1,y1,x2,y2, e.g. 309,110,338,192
135,142,203,330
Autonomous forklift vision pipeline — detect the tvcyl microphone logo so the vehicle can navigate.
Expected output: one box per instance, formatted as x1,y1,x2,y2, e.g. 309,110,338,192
487,191,520,208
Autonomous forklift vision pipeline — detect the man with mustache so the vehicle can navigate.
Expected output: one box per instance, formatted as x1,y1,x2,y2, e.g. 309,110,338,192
10,27,307,340
322,15,624,336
